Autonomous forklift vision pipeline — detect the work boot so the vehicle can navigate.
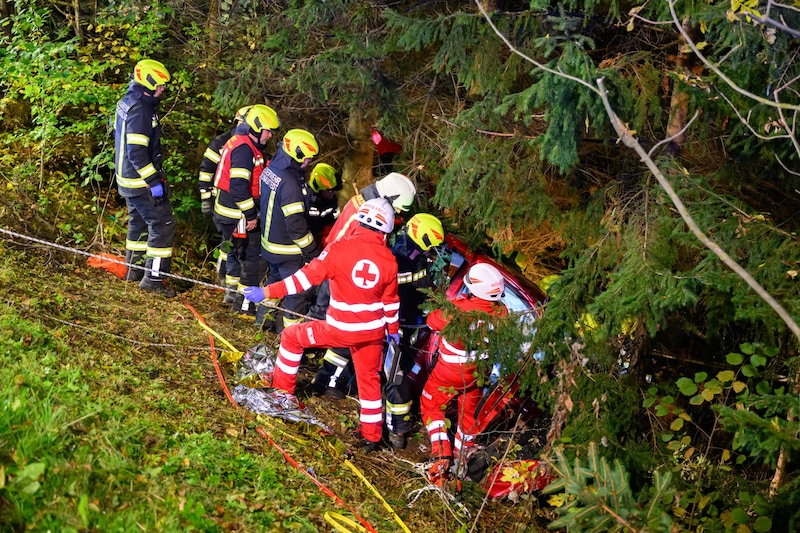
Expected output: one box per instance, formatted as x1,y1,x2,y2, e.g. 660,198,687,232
139,278,177,298
361,439,381,453
123,267,144,282
323,387,346,400
389,432,407,450
223,285,239,305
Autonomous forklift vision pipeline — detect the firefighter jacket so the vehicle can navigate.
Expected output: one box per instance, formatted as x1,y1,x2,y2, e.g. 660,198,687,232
427,296,508,367
114,82,164,198
391,233,431,326
198,129,234,201
267,224,400,341
259,146,318,263
212,134,266,224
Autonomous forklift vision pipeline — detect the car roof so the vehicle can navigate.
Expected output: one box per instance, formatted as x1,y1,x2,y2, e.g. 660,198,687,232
443,234,548,311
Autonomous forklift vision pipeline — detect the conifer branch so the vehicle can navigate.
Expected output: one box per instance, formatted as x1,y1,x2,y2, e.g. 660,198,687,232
472,0,600,96
595,77,800,343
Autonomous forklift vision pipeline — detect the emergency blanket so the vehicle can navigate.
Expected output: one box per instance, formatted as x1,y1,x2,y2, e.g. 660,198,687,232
235,344,276,387
232,385,331,432
86,253,128,279
482,459,555,499
232,344,330,432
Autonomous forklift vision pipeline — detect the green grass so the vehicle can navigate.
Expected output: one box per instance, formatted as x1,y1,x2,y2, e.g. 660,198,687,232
0,311,325,532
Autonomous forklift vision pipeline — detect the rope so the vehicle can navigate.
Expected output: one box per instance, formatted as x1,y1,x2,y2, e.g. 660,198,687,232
0,226,314,320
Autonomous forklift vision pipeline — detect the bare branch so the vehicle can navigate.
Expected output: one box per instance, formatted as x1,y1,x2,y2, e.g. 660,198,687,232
648,110,701,157
741,10,800,38
667,0,800,111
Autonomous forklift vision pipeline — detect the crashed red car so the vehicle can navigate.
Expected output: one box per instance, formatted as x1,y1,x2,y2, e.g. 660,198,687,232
405,234,552,491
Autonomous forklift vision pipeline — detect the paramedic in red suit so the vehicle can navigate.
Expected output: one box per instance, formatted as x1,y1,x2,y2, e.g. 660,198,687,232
244,198,400,451
420,263,509,485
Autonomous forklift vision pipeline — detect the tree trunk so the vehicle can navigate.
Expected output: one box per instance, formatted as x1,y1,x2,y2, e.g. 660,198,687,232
664,16,697,155
342,112,374,200
0,0,13,37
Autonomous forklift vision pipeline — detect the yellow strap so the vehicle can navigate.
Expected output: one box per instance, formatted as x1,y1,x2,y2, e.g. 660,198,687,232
343,459,412,533
324,511,368,533
196,320,239,353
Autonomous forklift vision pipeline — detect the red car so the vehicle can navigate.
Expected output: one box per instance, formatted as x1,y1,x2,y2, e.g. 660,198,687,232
404,234,550,485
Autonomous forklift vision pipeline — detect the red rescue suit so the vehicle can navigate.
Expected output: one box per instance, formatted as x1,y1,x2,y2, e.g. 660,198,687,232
266,224,400,443
420,296,508,459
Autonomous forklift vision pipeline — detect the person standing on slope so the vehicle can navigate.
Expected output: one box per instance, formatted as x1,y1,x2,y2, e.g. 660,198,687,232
245,198,400,452
114,59,176,297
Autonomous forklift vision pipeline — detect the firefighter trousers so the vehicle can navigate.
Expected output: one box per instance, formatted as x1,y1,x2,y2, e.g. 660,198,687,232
123,192,175,281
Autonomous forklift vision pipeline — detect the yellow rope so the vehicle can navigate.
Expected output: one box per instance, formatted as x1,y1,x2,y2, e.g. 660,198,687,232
324,511,369,533
195,320,240,353
343,458,412,533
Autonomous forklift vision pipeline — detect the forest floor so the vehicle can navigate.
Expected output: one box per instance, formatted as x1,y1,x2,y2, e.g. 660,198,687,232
0,241,556,532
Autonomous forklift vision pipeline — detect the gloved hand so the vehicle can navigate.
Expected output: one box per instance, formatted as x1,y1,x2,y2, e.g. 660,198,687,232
150,183,164,198
244,285,274,303
386,332,400,345
201,198,213,217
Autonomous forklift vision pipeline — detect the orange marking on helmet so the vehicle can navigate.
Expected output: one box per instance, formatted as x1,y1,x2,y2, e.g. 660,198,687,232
302,141,318,155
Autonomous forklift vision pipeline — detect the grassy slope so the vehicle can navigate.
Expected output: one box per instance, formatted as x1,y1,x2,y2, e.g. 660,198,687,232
0,243,549,532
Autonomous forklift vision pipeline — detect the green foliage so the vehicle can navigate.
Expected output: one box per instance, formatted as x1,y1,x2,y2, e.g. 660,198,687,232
544,443,675,532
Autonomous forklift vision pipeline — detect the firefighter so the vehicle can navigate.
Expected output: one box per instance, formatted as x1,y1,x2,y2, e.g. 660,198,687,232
308,172,417,396
114,59,176,297
420,263,509,486
256,129,321,333
306,162,341,242
211,104,280,318
384,213,445,450
244,198,400,452
198,105,252,287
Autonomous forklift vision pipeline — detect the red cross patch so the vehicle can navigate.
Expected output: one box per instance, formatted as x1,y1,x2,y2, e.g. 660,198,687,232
351,260,380,289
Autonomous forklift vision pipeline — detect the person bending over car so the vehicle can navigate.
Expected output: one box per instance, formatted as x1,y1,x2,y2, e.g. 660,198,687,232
420,263,509,486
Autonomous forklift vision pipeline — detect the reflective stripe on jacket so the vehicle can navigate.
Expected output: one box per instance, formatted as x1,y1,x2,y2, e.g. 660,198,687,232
114,83,163,196
259,147,318,262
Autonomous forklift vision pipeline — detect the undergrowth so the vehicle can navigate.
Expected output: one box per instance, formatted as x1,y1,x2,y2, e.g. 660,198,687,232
0,246,548,532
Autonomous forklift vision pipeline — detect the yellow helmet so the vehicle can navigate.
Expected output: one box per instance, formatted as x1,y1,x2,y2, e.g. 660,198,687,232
283,129,319,163
234,105,252,124
133,59,170,91
405,213,444,251
309,163,338,193
245,104,280,133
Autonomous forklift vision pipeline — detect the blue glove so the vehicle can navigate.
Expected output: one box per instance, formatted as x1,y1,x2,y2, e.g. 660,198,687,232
150,183,164,198
387,332,400,345
243,286,265,303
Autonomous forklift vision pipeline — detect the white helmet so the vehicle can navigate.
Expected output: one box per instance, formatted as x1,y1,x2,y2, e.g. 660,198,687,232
356,198,395,233
464,263,505,301
375,172,416,213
